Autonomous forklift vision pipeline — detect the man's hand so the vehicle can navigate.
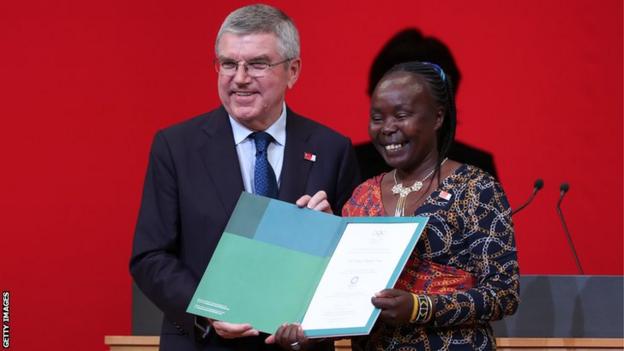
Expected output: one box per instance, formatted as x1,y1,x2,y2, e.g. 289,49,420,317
212,320,259,339
371,289,413,326
296,190,332,214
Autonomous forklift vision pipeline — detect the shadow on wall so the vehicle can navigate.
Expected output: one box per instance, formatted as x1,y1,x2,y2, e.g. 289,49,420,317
355,28,498,181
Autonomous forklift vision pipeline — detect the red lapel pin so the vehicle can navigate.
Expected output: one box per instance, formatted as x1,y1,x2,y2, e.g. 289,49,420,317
438,191,452,201
304,152,317,162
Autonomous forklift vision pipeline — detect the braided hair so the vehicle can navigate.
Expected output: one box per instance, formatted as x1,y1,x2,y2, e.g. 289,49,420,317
384,61,457,181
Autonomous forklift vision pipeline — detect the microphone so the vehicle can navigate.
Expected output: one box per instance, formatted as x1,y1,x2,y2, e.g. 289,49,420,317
556,182,584,274
512,179,544,216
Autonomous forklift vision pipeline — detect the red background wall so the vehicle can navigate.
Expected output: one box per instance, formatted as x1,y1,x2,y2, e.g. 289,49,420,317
1,0,621,349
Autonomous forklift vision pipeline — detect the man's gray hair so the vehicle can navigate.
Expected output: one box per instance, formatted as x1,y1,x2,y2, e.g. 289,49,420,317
216,4,300,59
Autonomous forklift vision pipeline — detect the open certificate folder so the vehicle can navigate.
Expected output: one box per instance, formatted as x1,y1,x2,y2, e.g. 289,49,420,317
186,192,428,338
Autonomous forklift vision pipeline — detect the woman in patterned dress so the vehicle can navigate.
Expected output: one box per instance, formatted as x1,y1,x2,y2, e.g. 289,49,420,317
270,61,520,351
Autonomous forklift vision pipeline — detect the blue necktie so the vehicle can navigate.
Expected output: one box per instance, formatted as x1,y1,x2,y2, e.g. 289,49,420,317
251,132,278,198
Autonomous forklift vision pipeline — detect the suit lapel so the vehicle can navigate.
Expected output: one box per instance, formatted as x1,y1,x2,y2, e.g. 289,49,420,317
279,109,314,203
199,108,245,216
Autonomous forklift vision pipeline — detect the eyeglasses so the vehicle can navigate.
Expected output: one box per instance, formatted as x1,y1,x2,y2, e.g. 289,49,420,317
215,58,292,78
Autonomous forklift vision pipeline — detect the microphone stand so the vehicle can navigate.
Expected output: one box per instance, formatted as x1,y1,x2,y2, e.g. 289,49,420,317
557,183,584,274
512,179,543,216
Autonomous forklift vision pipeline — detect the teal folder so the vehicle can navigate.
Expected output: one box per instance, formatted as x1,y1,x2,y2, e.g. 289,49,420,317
186,192,428,337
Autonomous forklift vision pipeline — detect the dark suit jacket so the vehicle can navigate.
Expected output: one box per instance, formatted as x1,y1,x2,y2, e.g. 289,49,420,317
130,106,360,351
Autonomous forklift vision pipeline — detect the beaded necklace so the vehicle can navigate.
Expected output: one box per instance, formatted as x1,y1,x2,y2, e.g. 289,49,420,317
391,158,448,216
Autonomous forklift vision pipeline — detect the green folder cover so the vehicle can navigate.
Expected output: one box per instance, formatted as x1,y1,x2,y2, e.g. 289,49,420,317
186,192,428,337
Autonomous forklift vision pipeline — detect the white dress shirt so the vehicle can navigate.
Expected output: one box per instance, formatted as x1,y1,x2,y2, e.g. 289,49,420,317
228,103,286,194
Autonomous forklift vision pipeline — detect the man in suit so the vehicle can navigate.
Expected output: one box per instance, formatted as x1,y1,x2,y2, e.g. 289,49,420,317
130,4,360,351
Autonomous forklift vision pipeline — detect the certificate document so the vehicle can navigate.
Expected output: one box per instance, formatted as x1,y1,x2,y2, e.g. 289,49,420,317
187,192,428,337
301,222,417,336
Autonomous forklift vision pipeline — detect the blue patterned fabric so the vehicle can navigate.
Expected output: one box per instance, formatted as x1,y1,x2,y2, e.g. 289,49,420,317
251,132,278,198
343,164,520,351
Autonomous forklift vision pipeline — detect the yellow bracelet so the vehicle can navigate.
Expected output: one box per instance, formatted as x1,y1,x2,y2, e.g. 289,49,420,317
410,294,433,323
409,293,419,323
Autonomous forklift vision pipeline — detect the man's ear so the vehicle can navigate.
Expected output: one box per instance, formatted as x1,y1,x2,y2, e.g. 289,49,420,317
287,58,301,89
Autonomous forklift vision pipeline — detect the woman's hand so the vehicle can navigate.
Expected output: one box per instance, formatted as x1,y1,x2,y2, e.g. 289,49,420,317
296,190,333,214
371,289,413,326
265,323,309,350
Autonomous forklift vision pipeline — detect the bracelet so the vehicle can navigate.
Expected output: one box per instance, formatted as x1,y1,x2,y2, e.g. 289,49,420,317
425,295,434,322
409,293,433,324
409,293,419,322
424,295,434,322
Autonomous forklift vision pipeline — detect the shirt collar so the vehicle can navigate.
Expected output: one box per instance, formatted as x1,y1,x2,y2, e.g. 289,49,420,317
228,102,287,146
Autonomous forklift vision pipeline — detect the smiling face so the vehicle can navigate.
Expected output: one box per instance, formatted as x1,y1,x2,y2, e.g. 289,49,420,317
369,71,444,173
216,32,301,130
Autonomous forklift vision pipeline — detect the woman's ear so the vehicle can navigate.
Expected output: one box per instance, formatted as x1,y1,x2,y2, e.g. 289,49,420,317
434,108,445,131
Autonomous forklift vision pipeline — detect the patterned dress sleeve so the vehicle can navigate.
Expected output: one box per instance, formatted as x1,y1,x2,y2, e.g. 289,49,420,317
432,175,520,327
341,176,383,217
341,183,362,217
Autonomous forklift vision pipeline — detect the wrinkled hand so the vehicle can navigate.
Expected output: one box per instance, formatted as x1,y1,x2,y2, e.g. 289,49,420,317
371,289,413,326
296,191,332,214
212,320,259,339
265,323,309,350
